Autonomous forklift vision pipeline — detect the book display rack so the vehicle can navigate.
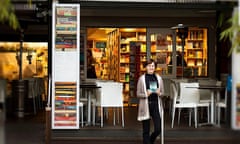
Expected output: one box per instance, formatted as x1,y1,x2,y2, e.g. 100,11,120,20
51,3,80,129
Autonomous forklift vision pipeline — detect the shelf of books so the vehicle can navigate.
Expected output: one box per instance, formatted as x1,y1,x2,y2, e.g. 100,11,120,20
107,29,120,81
129,41,141,99
51,3,80,129
54,82,77,127
150,28,208,77
119,29,146,103
87,40,108,80
185,28,208,77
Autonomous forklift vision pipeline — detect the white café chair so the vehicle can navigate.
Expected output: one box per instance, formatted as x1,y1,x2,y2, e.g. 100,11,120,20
172,79,189,100
198,88,211,122
197,79,219,121
162,78,171,108
162,78,171,97
198,79,216,102
79,102,84,127
170,82,179,128
34,77,45,110
23,78,37,115
168,79,188,116
198,80,222,121
169,82,178,116
171,82,210,128
216,87,227,126
95,81,124,127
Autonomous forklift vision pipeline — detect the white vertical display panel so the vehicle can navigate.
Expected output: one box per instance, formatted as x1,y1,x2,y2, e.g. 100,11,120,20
231,7,240,130
52,2,80,129
231,44,240,130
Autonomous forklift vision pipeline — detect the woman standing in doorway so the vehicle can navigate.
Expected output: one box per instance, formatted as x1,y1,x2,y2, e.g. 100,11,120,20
137,59,164,144
87,49,97,78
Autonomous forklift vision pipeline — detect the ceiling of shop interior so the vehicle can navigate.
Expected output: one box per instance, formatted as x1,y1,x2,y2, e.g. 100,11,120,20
87,28,147,41
87,28,109,41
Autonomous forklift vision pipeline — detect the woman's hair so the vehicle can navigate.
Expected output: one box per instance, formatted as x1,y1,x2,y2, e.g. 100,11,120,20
144,59,156,67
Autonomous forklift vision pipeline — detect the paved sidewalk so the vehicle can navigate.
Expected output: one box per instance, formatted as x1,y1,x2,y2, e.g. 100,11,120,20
0,110,5,144
4,107,240,144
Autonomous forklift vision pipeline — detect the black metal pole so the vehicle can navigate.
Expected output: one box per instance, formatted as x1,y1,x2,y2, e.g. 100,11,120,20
181,38,184,79
19,29,24,80
45,1,52,143
48,0,52,80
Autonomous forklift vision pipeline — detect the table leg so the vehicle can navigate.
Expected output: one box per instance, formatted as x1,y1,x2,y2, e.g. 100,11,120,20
215,91,220,124
87,90,91,125
210,90,214,124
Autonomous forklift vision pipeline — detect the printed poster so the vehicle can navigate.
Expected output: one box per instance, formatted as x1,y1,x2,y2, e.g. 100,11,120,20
156,53,167,68
156,34,168,50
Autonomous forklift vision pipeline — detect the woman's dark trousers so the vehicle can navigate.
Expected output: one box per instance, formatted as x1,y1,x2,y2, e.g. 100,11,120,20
142,101,161,144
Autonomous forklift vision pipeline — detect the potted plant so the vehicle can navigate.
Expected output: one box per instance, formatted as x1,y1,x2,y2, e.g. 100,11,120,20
0,0,20,30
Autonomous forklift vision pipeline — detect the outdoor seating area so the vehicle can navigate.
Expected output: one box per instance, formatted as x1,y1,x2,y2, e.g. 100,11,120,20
3,77,47,119
80,80,125,128
2,79,239,144
76,77,228,131
168,78,227,128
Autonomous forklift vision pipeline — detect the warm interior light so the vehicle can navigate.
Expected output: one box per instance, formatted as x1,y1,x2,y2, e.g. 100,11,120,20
120,28,146,32
122,28,137,32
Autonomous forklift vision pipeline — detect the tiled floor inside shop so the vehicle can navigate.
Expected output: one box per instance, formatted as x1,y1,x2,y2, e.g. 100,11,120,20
3,105,240,144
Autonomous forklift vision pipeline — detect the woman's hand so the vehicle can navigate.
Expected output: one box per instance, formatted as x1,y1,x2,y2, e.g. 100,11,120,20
147,88,161,97
155,88,161,96
147,89,152,97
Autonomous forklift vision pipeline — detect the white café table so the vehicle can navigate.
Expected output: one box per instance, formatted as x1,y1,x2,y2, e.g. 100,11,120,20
80,82,101,125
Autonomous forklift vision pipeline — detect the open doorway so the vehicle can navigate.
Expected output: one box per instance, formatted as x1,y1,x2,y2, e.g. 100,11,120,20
86,27,146,104
87,28,115,79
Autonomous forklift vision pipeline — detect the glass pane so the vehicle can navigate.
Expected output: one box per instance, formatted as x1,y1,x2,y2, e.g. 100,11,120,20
185,28,208,77
150,33,173,75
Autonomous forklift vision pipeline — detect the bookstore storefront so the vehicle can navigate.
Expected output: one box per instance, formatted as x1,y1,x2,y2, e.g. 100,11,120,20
79,1,218,104
85,27,210,103
77,1,218,79
50,0,224,129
